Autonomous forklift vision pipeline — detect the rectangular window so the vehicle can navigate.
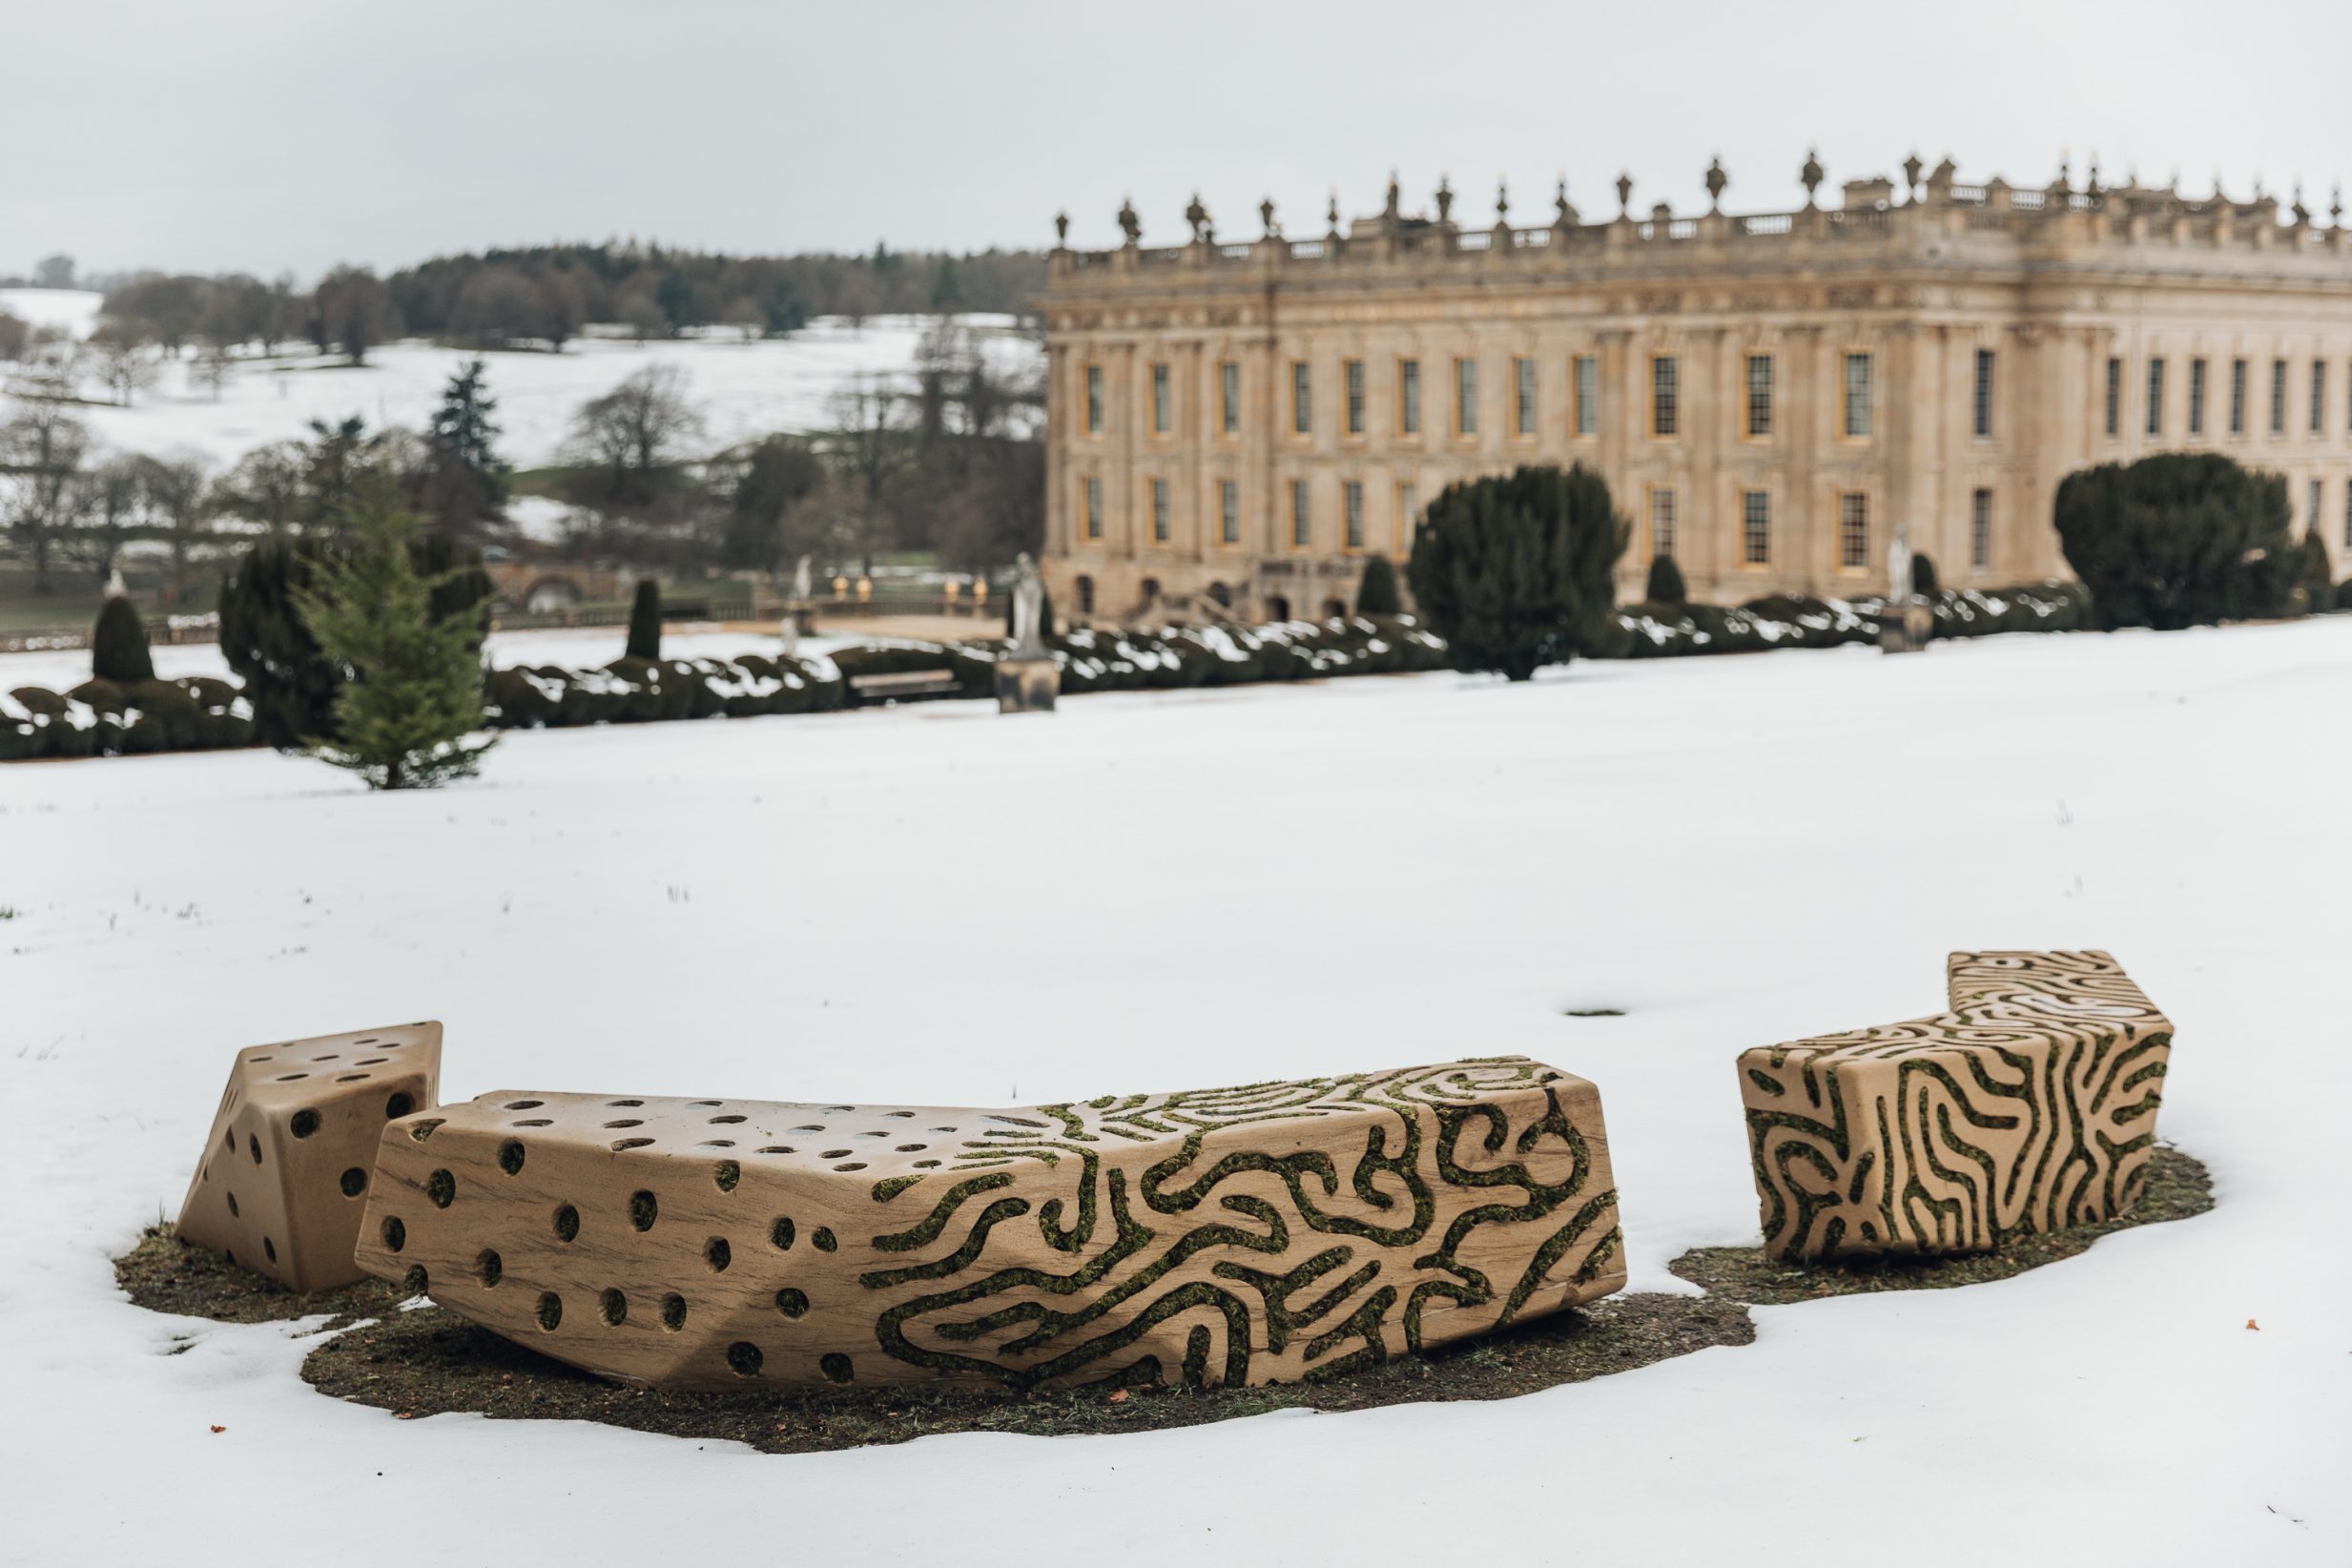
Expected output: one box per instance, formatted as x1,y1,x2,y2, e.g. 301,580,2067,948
1150,363,1170,435
2146,358,2165,438
1220,361,1239,435
2189,360,2207,437
1150,479,1169,543
1398,358,1421,435
1514,357,1537,436
1455,358,1478,435
1651,355,1679,437
1345,359,1366,435
1397,483,1419,549
2105,358,2122,438
1973,348,1995,439
1219,479,1238,546
1838,493,1869,569
1574,355,1599,436
1970,487,1992,570
1745,354,1772,438
1842,353,1872,438
1291,361,1311,436
1290,479,1310,548
2312,361,2327,434
1742,490,1771,565
1083,476,1103,540
1648,488,1677,560
2308,479,2322,530
2231,359,2247,436
1085,365,1104,434
1344,481,1365,548
2272,359,2287,435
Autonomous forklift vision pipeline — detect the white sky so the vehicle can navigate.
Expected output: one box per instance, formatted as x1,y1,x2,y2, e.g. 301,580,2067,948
6,0,2350,281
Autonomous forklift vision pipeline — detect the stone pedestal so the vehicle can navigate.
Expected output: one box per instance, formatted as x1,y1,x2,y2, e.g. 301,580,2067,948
1878,600,1934,653
995,656,1059,713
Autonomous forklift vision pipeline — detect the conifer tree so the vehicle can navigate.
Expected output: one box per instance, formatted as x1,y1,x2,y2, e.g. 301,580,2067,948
1355,553,1402,614
1406,464,1628,680
2055,453,2296,629
295,475,494,790
92,592,156,684
1910,551,1939,595
1643,553,1687,605
2299,530,2333,611
420,358,509,537
626,578,663,660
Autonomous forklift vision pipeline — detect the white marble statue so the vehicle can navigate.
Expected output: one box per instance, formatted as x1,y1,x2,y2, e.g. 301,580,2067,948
1010,552,1046,658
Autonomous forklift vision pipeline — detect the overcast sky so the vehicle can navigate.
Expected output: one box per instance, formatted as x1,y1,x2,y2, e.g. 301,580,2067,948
6,0,2350,281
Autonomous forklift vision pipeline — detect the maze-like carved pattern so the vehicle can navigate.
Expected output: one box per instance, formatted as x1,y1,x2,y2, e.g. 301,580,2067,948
1740,951,2172,1259
353,1058,1624,1391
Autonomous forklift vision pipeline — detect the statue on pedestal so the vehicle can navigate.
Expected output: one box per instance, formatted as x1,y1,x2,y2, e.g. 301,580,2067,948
1009,552,1047,659
997,552,1060,713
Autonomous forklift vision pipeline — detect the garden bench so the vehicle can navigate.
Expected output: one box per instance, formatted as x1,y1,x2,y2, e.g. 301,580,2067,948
1738,950,2172,1260
353,1057,1625,1392
847,669,962,704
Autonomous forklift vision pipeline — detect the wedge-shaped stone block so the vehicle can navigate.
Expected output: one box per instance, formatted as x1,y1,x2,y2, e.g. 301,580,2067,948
354,1057,1624,1392
177,1022,443,1291
1740,950,2171,1260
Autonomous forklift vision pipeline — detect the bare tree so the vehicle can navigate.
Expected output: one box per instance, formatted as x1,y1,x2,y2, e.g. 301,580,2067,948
567,365,705,502
0,313,29,362
313,265,397,365
192,342,236,400
0,377,93,593
69,453,150,586
825,377,912,569
213,442,307,535
88,322,161,406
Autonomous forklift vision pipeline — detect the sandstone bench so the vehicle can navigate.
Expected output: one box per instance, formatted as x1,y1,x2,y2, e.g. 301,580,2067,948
353,1057,1624,1392
847,669,961,704
178,1023,443,1291
1738,950,2172,1261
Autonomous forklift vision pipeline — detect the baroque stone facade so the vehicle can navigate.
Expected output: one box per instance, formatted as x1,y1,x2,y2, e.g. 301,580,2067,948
1039,157,2352,621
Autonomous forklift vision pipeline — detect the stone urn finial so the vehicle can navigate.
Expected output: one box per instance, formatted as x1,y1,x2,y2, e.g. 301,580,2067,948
1326,190,1341,237
1260,196,1278,237
1704,155,1727,213
1384,170,1401,218
1435,175,1455,224
1555,175,1573,222
2087,156,2103,198
1116,197,1141,244
1801,148,1824,209
1184,191,1208,243
2331,183,2343,228
2292,182,2310,227
1616,170,1634,216
1496,176,1509,221
1903,151,1924,198
1053,211,1069,246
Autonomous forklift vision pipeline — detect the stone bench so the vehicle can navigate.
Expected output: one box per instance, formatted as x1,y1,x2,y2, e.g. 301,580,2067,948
847,669,961,704
178,1022,443,1291
352,1057,1624,1392
1738,950,2172,1261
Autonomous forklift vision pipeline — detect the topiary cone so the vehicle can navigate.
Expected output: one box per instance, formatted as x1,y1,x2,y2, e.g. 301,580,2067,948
92,593,155,684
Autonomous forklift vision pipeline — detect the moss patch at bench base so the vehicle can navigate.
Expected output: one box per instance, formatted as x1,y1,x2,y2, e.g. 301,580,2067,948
114,1145,2209,1454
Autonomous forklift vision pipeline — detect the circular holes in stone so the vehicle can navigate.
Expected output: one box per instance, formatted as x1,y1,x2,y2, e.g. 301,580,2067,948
833,1162,867,1172
774,1288,809,1318
263,1237,278,1262
770,1217,795,1250
536,1291,563,1331
402,1265,428,1296
356,1057,387,1065
823,1105,856,1114
274,1073,309,1083
223,1128,236,1154
755,1145,795,1155
660,1293,687,1332
713,1161,741,1192
819,1353,854,1384
896,1144,927,1153
248,1134,262,1165
929,1127,959,1134
698,1140,736,1149
612,1137,654,1152
425,1169,456,1208
339,1167,368,1198
504,1100,544,1111
629,1190,658,1231
913,1160,940,1169
820,1148,853,1160
498,1140,526,1176
704,1237,732,1273
812,1228,837,1252
708,1114,747,1125
885,1111,915,1119
606,1099,644,1108
688,1100,721,1108
602,1119,644,1129
226,1192,241,1219
512,1118,551,1127
790,1124,825,1134
335,1074,369,1083
726,1341,763,1378
598,1289,627,1326
384,1092,415,1119
382,1216,406,1251
289,1109,320,1139
477,1248,503,1288
553,1204,580,1242
408,1119,445,1143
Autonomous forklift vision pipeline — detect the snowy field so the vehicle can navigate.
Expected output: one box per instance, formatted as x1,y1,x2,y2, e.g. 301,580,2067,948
2,622,2346,1564
0,288,1038,469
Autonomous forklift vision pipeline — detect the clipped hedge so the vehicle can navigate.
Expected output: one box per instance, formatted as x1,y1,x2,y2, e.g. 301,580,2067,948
485,654,845,730
1054,615,1450,694
1,677,255,761
1593,582,2087,660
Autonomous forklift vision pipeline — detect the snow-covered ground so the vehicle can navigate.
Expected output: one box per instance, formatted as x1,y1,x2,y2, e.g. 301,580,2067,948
2,623,2345,1564
0,623,846,694
0,289,1038,469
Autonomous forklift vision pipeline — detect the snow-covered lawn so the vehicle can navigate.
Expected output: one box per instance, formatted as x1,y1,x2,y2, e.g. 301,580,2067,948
0,289,1038,469
2,623,2344,1564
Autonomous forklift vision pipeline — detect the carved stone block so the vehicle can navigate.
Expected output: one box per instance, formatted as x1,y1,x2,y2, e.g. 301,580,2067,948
177,1022,443,1291
353,1058,1623,1391
994,656,1060,712
1740,951,2171,1260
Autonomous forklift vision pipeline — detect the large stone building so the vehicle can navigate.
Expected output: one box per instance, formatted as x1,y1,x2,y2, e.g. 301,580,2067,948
1037,155,2352,622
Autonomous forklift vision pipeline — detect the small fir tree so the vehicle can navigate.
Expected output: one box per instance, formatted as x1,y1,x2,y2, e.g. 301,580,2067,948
1910,551,1939,596
91,593,155,683
626,578,663,660
1356,553,1402,614
294,476,494,790
420,358,509,537
1406,464,1628,681
1643,554,1687,605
